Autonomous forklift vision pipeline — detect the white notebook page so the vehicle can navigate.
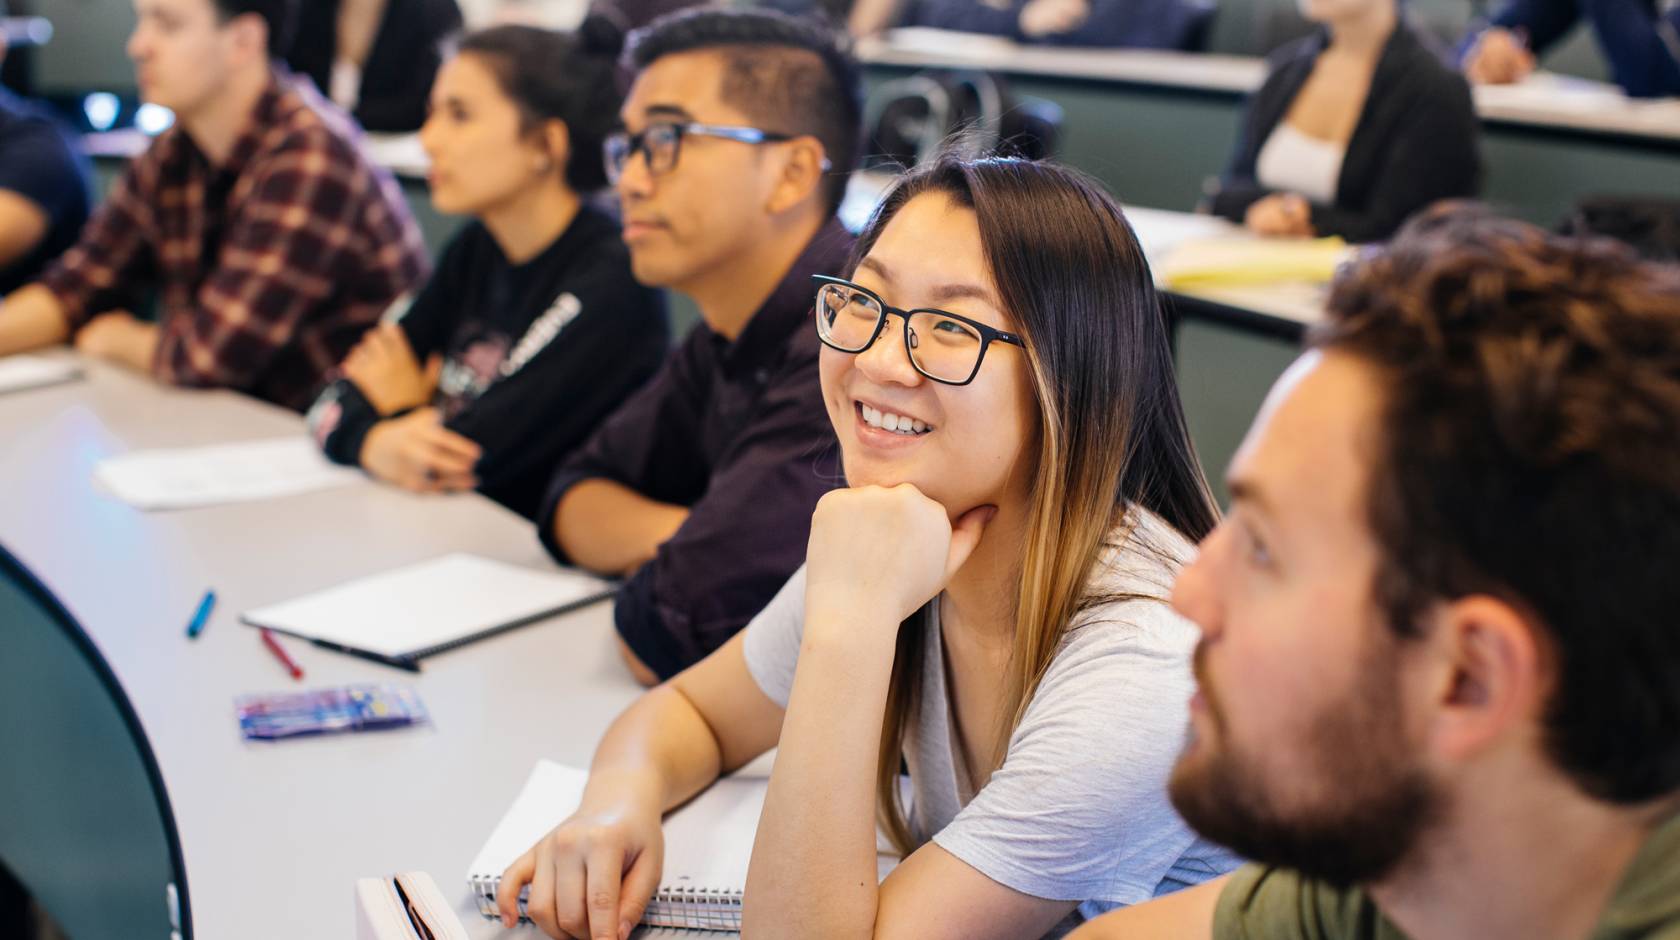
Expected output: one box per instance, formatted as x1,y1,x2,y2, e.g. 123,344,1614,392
94,437,364,510
468,760,768,896
242,554,611,658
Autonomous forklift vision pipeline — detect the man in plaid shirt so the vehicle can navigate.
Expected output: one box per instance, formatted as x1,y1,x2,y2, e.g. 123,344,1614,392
0,0,428,411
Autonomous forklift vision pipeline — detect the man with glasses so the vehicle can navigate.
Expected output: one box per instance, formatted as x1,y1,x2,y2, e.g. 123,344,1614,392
537,7,860,685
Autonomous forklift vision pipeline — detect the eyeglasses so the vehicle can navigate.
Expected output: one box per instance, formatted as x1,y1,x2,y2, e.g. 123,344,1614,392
603,121,829,185
812,275,1025,386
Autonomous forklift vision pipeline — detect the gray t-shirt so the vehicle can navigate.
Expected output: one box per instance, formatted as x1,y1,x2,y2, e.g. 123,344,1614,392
742,507,1240,936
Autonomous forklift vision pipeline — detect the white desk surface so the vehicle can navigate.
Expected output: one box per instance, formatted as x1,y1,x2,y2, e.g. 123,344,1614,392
84,129,433,180
0,355,712,938
858,28,1680,144
839,171,1325,330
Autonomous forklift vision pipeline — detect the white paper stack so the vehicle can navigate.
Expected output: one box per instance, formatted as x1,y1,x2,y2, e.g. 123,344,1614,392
94,437,365,510
0,355,82,395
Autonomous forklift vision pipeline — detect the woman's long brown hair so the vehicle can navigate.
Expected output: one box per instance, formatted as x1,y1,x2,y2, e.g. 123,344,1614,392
856,156,1218,853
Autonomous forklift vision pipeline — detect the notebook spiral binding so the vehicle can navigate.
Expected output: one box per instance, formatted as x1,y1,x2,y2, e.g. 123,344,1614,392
471,875,745,931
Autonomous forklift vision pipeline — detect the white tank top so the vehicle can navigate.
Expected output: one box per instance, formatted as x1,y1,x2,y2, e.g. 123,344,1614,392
1255,122,1346,206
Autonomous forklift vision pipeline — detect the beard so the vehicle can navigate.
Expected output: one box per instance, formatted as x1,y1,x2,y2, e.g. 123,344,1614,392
1168,640,1441,888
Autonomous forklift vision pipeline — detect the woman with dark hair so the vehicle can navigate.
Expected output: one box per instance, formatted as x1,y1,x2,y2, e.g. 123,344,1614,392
495,155,1237,940
1206,0,1481,243
307,18,667,520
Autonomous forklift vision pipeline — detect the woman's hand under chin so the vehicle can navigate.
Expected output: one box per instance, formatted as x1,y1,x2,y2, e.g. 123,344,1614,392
802,483,997,636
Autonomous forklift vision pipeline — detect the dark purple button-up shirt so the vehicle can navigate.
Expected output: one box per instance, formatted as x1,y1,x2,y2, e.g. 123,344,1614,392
539,220,853,679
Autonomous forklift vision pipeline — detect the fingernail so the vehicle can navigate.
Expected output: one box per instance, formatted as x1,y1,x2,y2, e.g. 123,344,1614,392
621,920,634,940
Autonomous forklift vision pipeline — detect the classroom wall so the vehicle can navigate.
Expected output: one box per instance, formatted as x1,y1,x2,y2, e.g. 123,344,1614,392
31,0,138,95
1174,320,1299,507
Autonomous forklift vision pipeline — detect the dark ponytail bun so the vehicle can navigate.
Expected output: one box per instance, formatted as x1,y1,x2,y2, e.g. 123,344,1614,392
578,12,626,58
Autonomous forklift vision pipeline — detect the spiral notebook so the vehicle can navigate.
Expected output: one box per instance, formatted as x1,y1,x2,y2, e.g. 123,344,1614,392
241,554,612,670
467,760,767,931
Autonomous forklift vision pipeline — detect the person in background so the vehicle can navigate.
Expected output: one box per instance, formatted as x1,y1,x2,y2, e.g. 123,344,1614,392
0,0,427,411
307,19,667,520
1072,204,1680,940
848,0,1209,50
1462,0,1680,99
285,0,464,133
0,25,91,297
1206,0,1480,243
538,8,859,685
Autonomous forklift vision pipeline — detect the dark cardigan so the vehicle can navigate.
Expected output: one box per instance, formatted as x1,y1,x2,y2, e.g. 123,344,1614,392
285,0,463,133
1208,23,1482,243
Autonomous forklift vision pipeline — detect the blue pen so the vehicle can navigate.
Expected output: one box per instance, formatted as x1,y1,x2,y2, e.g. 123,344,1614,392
185,589,216,639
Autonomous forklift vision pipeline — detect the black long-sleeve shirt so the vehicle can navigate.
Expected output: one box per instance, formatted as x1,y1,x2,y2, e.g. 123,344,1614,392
284,0,463,133
0,87,91,296
1209,24,1482,244
308,206,668,519
538,220,853,680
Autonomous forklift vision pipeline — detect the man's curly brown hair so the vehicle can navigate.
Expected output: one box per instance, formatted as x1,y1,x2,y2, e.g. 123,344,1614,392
1314,202,1680,804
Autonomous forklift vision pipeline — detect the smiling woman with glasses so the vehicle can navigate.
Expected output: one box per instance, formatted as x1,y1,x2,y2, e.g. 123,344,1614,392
496,153,1236,940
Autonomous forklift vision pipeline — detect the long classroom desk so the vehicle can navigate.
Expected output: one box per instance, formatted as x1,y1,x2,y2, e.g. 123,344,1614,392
858,29,1680,228
0,356,706,938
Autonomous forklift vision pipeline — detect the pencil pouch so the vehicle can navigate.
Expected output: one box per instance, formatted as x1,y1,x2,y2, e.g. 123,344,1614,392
236,684,429,741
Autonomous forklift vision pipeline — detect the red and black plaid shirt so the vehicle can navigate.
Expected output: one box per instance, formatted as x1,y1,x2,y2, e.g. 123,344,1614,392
41,68,428,411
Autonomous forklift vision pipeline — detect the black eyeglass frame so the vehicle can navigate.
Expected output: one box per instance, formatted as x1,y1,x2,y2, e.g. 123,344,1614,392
811,274,1026,387
603,121,832,183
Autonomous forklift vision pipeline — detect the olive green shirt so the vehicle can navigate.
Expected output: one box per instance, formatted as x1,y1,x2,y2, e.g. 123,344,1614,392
1214,810,1680,939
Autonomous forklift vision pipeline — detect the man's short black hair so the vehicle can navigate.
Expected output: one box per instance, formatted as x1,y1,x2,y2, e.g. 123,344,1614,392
625,7,862,217
1317,202,1680,805
213,0,300,58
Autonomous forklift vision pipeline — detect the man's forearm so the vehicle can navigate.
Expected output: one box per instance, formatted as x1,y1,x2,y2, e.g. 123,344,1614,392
107,316,160,373
0,284,71,356
554,478,689,576
0,190,50,269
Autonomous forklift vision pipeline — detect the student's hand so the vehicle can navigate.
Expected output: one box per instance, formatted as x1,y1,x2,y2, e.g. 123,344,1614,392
74,310,160,372
342,322,440,415
803,484,997,632
359,408,481,493
1464,27,1536,85
1019,0,1090,37
1244,193,1316,238
497,795,666,940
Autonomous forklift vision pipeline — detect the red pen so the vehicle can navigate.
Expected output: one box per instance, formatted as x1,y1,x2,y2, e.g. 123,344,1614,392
259,628,305,681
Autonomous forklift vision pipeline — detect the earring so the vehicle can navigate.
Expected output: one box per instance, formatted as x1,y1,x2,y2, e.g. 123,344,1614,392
535,156,553,173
